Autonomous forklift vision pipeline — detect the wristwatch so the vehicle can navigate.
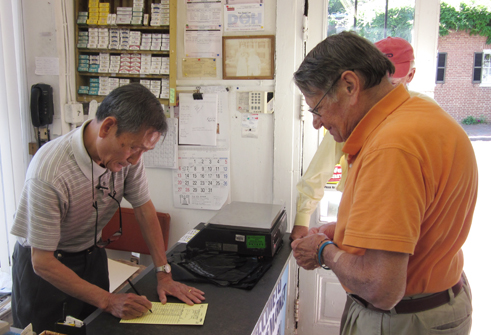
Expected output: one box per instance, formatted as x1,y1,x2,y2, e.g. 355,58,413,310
155,263,171,274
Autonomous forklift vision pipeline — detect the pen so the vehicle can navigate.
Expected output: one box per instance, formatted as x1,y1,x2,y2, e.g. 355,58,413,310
127,279,153,313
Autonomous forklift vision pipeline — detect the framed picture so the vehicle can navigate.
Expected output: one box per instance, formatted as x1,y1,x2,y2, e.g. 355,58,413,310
222,35,275,80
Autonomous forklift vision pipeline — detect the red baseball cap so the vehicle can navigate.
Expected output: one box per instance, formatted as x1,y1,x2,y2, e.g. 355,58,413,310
375,36,414,78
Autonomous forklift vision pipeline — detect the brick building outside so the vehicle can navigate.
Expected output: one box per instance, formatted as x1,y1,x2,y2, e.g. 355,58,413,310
434,30,491,123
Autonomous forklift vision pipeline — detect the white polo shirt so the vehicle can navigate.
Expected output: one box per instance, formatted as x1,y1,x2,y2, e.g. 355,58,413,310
11,120,151,252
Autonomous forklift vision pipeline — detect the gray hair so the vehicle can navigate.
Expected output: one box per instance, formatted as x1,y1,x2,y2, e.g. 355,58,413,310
96,83,167,136
294,31,395,97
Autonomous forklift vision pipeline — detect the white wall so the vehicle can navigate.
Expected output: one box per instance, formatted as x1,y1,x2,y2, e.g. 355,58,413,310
20,0,301,250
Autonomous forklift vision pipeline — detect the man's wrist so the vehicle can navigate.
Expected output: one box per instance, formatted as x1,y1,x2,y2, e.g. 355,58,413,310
155,263,171,274
317,240,338,270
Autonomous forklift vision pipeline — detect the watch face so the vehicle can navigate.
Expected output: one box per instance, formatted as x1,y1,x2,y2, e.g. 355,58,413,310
164,263,171,273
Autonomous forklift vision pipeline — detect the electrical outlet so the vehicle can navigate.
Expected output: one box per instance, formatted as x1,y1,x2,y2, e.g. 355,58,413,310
39,129,48,140
29,142,38,155
64,102,84,126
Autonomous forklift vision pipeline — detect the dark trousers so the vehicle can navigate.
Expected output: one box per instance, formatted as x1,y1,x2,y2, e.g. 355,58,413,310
11,242,109,334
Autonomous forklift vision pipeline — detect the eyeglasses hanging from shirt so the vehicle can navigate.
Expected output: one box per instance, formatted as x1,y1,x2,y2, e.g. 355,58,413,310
91,159,123,248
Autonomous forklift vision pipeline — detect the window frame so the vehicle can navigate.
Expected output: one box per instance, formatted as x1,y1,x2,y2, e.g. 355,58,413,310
477,50,491,87
436,52,447,84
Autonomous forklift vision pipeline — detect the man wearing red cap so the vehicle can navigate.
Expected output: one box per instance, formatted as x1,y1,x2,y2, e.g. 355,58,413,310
375,36,416,87
291,35,437,242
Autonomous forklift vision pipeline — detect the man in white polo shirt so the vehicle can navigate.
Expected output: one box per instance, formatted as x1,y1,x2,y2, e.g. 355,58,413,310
11,83,204,333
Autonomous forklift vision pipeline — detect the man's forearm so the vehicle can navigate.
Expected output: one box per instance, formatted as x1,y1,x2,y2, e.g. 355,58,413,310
133,200,168,268
322,245,409,310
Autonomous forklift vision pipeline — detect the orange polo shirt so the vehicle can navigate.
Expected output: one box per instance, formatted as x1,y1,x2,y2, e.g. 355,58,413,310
337,85,478,295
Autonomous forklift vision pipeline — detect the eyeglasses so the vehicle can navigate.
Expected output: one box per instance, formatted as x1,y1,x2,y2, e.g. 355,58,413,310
91,161,123,248
308,71,345,117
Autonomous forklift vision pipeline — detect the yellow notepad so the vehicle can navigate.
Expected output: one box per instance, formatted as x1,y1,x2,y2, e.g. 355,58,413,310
120,303,208,325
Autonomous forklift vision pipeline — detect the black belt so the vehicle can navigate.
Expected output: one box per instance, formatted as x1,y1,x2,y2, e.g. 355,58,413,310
55,245,96,258
351,277,464,314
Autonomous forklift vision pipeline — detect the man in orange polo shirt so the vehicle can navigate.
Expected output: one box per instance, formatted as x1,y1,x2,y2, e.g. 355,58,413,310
291,31,476,334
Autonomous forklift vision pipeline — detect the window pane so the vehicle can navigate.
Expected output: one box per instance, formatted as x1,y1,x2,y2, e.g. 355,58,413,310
436,68,445,82
483,53,491,68
327,0,415,43
355,0,415,43
474,53,483,67
386,0,415,42
328,0,355,36
438,53,446,67
482,68,490,83
474,68,482,82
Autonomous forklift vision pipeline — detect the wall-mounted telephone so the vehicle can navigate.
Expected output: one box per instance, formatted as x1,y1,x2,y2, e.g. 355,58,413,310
31,83,54,127
30,83,54,149
249,92,267,113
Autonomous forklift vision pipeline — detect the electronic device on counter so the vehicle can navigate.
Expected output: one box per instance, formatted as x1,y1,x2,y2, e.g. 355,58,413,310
187,201,287,258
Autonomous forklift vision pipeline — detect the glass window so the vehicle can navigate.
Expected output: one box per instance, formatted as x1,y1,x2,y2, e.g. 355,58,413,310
436,53,447,83
319,0,416,223
482,51,491,85
327,0,415,43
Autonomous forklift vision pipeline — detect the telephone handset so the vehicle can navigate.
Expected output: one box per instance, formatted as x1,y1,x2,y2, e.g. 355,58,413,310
30,83,54,150
30,83,54,127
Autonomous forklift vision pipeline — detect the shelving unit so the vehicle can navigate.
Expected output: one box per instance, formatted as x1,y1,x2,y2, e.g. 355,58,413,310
74,0,176,106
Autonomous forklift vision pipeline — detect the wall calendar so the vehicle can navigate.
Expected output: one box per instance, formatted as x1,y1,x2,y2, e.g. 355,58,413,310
172,148,230,210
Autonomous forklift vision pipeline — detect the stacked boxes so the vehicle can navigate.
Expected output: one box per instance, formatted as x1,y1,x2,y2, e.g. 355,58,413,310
116,7,132,25
78,77,168,98
81,29,170,52
78,85,89,95
151,34,162,51
89,54,100,73
140,80,161,98
79,52,171,77
119,53,131,74
109,55,121,73
120,29,130,50
88,77,99,95
78,31,89,48
161,34,170,51
160,57,170,74
78,54,90,72
141,33,152,51
150,57,162,75
150,1,170,26
98,77,120,96
98,53,110,73
129,31,141,50
130,54,142,74
98,2,110,25
77,12,88,24
140,54,152,74
132,0,144,25
161,78,170,99
87,28,98,49
87,0,99,25
109,29,120,49
97,28,109,49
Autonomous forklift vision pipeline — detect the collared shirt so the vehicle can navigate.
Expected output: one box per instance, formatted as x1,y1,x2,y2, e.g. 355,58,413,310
336,85,477,295
11,119,151,252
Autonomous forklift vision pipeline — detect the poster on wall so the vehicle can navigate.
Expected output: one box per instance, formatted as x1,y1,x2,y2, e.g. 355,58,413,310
186,2,222,30
224,4,264,31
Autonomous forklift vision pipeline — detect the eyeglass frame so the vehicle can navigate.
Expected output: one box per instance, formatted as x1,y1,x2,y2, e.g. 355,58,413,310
308,70,352,117
91,162,123,248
